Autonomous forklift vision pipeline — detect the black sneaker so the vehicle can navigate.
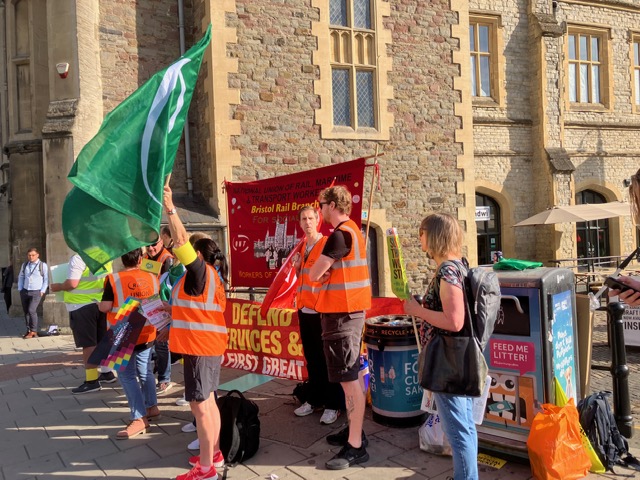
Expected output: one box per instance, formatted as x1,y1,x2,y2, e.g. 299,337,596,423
326,426,368,447
71,381,102,395
326,443,369,470
98,371,117,384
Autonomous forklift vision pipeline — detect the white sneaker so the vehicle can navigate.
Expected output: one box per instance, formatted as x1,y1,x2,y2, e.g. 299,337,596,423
320,409,340,425
176,396,189,406
181,422,197,433
294,402,314,417
187,438,200,450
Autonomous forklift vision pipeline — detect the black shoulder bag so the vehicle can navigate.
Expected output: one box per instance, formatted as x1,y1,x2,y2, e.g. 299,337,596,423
419,261,488,397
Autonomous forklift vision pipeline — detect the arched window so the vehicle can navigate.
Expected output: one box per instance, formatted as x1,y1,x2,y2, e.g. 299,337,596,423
476,193,501,265
576,190,609,262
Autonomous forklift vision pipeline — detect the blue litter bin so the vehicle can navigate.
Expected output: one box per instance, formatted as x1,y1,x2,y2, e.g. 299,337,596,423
364,315,426,427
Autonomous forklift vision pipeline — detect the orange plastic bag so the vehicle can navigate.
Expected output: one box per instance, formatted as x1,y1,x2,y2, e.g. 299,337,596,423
527,399,591,480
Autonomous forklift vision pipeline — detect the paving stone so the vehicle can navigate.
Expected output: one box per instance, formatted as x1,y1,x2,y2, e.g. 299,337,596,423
1,452,64,479
36,463,107,478
95,444,160,472
58,437,119,467
15,410,66,430
0,444,28,469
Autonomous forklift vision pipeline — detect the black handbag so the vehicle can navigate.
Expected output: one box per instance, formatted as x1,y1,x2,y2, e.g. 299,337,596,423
419,267,488,397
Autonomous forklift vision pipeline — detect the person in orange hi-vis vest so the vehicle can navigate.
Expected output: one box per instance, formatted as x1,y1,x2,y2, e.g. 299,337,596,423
98,248,162,440
309,185,372,471
291,205,345,425
163,185,228,480
145,233,176,396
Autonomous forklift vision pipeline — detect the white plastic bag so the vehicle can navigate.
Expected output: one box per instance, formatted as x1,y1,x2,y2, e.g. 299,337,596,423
418,414,452,456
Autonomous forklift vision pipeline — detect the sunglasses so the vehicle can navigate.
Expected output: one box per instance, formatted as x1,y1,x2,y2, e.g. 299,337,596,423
319,201,329,207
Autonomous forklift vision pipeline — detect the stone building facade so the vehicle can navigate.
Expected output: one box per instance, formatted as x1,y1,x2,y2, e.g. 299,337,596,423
1,0,639,326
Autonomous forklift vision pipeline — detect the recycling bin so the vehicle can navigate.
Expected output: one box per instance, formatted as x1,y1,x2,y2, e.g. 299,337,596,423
364,315,426,427
477,268,579,458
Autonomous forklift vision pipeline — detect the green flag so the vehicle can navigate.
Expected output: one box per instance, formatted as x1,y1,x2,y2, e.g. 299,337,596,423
63,26,211,272
386,228,411,300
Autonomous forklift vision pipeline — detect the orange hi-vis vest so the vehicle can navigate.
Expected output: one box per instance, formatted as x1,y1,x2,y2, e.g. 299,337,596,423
169,264,228,356
296,235,328,310
315,219,372,313
106,270,159,345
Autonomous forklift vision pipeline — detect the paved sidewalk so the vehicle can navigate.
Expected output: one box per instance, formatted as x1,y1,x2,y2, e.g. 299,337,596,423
0,300,639,479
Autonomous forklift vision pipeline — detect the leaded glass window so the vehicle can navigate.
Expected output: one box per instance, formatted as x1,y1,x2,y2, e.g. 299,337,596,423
329,0,377,130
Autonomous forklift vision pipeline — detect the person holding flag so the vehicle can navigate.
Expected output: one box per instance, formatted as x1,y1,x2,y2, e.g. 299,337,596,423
49,254,116,394
144,234,176,395
291,205,344,424
163,185,227,480
98,249,161,440
309,185,372,470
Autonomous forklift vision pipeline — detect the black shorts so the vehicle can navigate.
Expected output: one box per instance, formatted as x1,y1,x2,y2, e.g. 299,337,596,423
69,303,107,348
183,354,222,402
321,311,365,383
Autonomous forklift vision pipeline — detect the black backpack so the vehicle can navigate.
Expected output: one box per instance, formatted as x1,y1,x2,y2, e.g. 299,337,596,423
217,390,260,464
577,391,635,471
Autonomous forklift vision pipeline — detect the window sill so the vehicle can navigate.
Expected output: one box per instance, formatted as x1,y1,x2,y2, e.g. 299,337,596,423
472,97,502,109
321,125,388,140
569,103,610,113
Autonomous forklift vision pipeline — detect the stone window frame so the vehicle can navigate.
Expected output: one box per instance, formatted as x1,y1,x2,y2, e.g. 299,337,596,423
312,0,392,140
469,13,504,108
6,0,33,137
631,32,640,113
565,24,613,112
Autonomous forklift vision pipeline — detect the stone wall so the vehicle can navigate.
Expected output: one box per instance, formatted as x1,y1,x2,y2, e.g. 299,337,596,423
197,0,465,291
98,0,190,195
470,0,640,261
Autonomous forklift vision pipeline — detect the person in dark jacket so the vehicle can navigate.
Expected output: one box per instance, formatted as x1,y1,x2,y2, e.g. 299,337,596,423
2,264,13,312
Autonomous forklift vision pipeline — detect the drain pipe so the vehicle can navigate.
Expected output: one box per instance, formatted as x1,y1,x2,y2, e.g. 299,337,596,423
178,0,194,197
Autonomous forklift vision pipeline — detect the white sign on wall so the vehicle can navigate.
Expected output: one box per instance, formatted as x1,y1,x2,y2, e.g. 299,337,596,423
476,206,490,222
622,305,640,347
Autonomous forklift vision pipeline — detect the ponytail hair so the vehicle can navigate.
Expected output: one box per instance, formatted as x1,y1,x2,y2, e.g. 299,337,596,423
193,238,229,284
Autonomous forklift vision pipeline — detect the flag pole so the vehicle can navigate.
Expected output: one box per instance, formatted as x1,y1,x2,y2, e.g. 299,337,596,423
364,145,380,249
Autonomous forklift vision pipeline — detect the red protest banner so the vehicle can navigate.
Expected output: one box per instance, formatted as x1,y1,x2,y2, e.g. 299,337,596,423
225,158,366,288
223,298,307,381
222,297,405,381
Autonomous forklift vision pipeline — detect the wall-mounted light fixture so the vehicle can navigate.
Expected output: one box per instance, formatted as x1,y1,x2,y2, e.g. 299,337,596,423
623,178,632,188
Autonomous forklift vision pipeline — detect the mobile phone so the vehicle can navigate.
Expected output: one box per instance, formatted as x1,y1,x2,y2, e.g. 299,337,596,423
604,276,640,294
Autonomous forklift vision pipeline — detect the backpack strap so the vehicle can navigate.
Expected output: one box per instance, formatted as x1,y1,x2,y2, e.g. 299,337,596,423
435,259,475,339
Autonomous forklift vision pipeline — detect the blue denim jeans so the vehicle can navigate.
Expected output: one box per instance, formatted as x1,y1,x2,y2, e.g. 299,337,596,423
118,346,157,420
434,392,478,480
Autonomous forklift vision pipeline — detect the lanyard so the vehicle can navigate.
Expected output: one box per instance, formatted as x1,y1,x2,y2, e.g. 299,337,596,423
25,262,39,278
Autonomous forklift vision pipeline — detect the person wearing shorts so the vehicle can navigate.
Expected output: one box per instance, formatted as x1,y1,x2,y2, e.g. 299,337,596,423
310,185,372,470
50,254,115,394
164,185,228,480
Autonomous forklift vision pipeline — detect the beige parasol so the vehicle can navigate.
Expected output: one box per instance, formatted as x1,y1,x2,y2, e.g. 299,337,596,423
514,201,631,226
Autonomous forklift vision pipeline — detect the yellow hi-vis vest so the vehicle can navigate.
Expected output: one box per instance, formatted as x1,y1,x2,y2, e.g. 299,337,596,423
63,264,112,305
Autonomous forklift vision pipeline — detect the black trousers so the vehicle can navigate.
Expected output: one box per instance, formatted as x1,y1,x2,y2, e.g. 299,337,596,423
298,309,345,410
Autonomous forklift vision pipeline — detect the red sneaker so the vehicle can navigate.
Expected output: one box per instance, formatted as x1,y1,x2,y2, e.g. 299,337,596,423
189,451,225,468
176,462,218,480
213,451,225,468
